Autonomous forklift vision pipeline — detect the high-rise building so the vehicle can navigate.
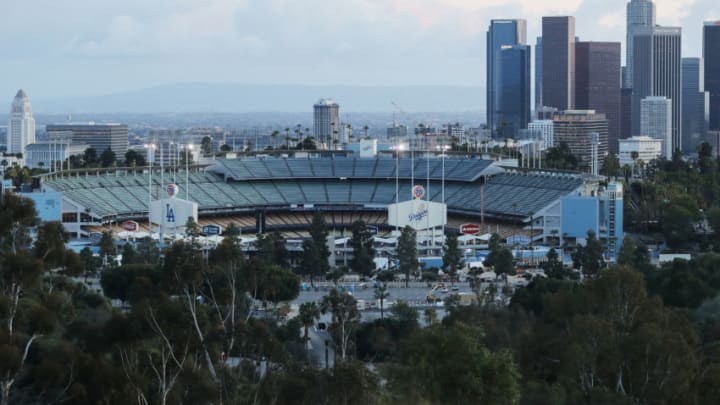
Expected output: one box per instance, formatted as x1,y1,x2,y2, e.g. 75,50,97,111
575,42,622,153
621,88,633,139
705,22,720,131
46,123,129,156
682,58,710,153
640,96,672,159
7,89,35,158
535,37,543,110
632,26,682,155
492,44,531,138
313,98,340,148
553,110,608,169
625,0,656,88
542,16,576,111
486,19,527,136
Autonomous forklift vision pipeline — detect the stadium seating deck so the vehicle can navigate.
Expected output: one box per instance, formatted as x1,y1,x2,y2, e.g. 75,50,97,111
42,158,583,222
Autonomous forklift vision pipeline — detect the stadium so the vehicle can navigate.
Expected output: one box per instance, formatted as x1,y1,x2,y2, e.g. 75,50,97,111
38,156,588,248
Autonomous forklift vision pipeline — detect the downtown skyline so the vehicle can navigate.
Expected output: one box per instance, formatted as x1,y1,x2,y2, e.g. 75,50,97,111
0,0,717,101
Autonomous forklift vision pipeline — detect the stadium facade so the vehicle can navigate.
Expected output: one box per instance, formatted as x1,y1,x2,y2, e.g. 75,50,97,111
39,156,617,249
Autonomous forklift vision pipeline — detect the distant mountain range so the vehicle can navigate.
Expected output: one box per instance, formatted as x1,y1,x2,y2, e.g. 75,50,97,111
33,83,484,114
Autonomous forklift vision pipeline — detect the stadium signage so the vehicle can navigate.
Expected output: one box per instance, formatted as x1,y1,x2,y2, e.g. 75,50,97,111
367,225,379,235
460,223,481,235
166,183,180,198
122,221,139,232
412,185,425,199
203,224,222,236
388,200,447,230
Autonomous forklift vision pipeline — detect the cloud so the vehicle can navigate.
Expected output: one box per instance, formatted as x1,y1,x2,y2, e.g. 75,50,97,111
0,0,714,99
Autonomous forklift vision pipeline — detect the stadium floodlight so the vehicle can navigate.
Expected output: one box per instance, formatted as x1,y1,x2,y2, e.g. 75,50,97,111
143,143,157,236
185,145,194,200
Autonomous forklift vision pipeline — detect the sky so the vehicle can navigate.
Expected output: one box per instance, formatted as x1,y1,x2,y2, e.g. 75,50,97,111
1,0,718,100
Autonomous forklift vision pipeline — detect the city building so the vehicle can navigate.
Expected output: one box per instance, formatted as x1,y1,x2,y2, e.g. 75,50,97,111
682,58,710,153
339,123,352,147
625,0,656,88
387,125,408,138
46,123,129,156
632,26,682,155
620,87,633,139
640,96,672,159
492,44,531,138
7,89,36,159
561,182,624,258
528,120,554,150
313,98,340,149
486,19,527,137
552,110,608,170
535,37,542,110
575,42,622,153
705,22,720,132
542,16,576,111
24,142,89,170
618,136,663,168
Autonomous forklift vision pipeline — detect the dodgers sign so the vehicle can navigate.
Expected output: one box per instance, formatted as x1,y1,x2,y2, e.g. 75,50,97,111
387,200,447,230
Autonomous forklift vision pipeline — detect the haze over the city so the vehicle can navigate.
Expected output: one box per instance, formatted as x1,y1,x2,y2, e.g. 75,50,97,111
1,0,717,112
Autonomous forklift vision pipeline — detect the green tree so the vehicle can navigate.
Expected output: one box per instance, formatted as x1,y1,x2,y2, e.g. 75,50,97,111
100,147,116,168
442,230,462,284
256,231,289,268
573,230,605,277
200,136,213,156
298,301,320,347
350,220,375,277
98,231,115,262
374,283,390,319
124,150,146,167
83,147,98,166
600,153,621,178
298,213,331,285
320,288,361,360
387,323,521,405
397,225,418,287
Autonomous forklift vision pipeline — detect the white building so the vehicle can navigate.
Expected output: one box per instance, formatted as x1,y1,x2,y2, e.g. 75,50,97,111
641,96,672,159
25,142,89,170
527,120,554,150
618,136,663,168
7,90,35,160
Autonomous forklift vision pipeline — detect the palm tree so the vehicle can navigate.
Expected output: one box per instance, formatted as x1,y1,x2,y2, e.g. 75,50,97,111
299,301,321,349
363,125,369,139
284,128,290,150
374,283,390,319
271,130,279,150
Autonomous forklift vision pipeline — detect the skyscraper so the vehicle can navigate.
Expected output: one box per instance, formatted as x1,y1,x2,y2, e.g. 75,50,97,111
705,22,720,131
641,96,672,159
575,42,622,153
625,0,656,88
486,19,527,136
7,89,36,158
632,26,682,154
621,88,633,139
681,58,709,153
542,16,576,111
313,98,340,148
492,45,531,138
535,37,543,110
